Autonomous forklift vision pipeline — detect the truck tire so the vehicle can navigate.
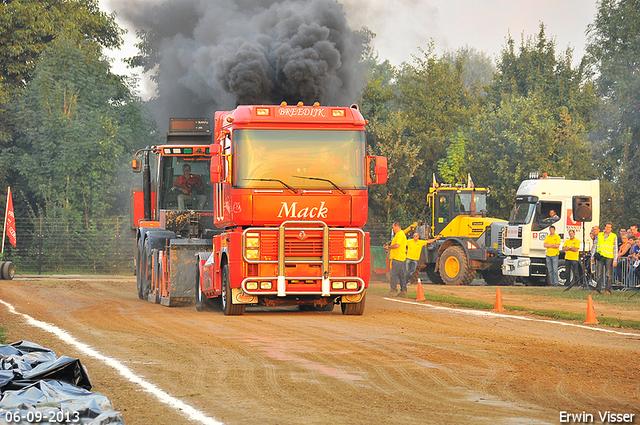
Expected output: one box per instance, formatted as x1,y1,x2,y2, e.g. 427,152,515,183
425,264,444,285
221,264,245,316
1,261,15,280
341,292,366,315
482,269,515,286
137,239,152,301
438,246,475,286
136,239,145,300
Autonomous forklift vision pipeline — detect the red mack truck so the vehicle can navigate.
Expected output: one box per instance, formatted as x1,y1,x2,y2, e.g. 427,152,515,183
132,103,387,315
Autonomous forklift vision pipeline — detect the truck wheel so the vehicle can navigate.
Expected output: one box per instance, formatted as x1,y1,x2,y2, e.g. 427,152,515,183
438,246,475,286
425,264,444,285
1,261,15,280
138,239,152,300
221,264,245,316
482,269,515,286
341,293,366,315
136,239,145,300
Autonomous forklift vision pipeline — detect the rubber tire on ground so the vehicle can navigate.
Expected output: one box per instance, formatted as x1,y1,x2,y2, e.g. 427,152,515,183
482,268,515,286
556,261,567,286
1,261,15,280
221,264,246,316
195,265,204,311
425,264,444,285
341,292,366,315
438,246,475,286
136,239,146,300
137,239,152,301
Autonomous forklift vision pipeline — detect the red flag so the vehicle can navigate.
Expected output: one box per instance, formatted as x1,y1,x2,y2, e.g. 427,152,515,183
5,187,16,247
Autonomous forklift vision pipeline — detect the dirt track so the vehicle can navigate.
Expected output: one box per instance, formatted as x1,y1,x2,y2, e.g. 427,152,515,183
1,275,639,425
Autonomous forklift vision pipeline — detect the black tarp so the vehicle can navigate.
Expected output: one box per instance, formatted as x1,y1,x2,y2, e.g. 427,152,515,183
0,341,123,425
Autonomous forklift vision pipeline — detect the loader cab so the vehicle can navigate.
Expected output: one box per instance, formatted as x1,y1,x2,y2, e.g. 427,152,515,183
428,187,488,235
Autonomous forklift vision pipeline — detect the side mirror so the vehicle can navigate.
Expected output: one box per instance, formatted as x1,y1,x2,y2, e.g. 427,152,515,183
366,155,387,185
210,144,223,183
132,158,142,173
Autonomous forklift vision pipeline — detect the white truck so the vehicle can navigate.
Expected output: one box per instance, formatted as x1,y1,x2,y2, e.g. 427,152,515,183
501,174,600,286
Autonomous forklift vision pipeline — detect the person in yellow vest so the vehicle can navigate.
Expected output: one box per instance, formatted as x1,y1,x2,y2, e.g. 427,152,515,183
543,225,561,286
562,229,581,287
590,222,618,295
384,222,407,297
405,232,440,285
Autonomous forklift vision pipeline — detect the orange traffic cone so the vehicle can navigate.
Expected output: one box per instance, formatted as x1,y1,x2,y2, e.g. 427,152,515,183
583,294,599,325
492,286,506,312
416,278,425,301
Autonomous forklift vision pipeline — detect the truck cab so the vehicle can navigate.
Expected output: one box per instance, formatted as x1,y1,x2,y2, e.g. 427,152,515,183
502,175,599,285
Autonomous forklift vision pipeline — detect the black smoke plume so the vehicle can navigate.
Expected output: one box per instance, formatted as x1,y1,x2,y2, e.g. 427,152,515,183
112,0,368,122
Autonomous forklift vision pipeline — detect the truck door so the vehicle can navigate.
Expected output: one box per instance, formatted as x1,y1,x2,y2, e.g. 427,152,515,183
435,193,453,235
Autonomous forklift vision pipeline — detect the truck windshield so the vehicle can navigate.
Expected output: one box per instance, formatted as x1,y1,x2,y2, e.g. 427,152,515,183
456,192,487,212
233,129,366,190
509,201,536,225
159,157,211,211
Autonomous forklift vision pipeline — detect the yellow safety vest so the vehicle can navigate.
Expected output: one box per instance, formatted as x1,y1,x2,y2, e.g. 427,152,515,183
596,232,616,259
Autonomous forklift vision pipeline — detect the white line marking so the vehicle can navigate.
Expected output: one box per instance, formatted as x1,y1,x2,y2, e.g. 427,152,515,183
0,299,224,425
384,297,640,337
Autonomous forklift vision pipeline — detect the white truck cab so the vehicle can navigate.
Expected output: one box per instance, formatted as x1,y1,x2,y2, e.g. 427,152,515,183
502,174,600,285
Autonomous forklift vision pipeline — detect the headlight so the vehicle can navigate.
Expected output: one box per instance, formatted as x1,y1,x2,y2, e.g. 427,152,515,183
344,233,359,259
245,232,260,260
260,281,272,290
246,233,260,248
518,259,531,267
345,281,358,290
344,249,358,260
246,281,258,290
332,281,344,289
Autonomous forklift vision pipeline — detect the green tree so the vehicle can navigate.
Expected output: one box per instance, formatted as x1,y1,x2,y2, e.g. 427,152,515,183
0,0,122,93
437,131,467,186
469,25,599,218
586,0,640,226
12,36,149,226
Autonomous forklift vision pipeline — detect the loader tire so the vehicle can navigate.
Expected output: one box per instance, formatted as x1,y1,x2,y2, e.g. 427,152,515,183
439,246,474,286
482,268,515,286
425,264,444,285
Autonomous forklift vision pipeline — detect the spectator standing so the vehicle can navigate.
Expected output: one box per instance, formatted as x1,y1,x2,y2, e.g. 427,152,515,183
616,234,633,284
591,222,618,295
385,222,407,297
544,225,561,287
562,229,581,287
629,225,640,238
627,238,640,287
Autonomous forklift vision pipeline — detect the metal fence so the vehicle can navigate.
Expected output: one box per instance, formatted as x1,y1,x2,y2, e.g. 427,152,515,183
2,217,136,275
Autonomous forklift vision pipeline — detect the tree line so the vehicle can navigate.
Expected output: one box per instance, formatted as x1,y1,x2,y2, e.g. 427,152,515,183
0,0,638,268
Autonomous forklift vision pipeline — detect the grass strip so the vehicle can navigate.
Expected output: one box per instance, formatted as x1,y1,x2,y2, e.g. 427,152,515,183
370,286,640,330
0,325,7,345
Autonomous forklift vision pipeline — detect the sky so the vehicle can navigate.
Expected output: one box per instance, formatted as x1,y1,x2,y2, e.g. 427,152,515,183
100,0,600,100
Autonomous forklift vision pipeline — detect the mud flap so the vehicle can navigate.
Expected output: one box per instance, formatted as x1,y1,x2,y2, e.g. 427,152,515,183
231,287,258,304
342,290,365,304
